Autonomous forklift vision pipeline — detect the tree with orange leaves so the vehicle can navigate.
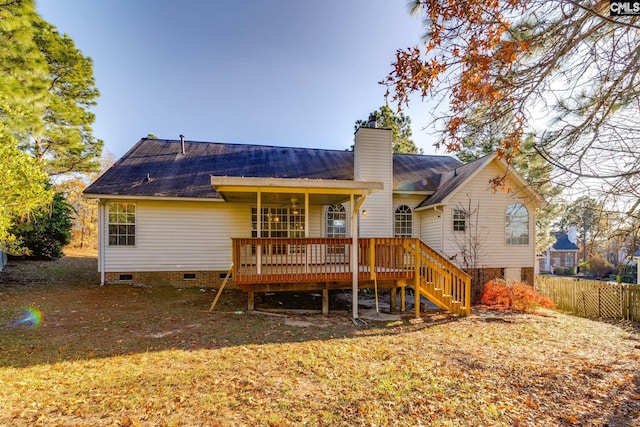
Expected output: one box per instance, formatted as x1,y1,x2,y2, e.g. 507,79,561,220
383,0,640,209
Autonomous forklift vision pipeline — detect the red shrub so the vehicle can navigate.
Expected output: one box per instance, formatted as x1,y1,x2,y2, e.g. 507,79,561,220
479,280,556,312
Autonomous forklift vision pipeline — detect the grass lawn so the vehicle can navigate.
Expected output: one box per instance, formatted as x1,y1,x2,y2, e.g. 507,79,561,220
1,249,639,426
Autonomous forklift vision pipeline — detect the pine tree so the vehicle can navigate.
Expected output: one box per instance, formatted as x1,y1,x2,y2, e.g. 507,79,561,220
0,0,53,253
355,106,422,154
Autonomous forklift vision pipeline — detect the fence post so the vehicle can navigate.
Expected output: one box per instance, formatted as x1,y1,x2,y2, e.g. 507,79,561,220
620,282,623,320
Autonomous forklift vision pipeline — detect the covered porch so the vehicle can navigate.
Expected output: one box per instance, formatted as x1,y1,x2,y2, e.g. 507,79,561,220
211,176,471,319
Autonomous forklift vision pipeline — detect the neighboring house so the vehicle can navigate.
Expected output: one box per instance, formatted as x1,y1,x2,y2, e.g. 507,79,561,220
84,126,543,299
542,226,580,274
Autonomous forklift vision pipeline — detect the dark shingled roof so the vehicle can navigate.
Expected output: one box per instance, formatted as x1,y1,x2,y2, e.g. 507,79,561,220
84,138,464,199
416,154,492,208
393,153,462,192
552,232,580,251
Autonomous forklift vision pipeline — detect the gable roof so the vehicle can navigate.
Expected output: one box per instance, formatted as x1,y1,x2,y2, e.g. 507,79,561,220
84,138,463,199
415,153,546,210
415,154,494,209
551,231,580,251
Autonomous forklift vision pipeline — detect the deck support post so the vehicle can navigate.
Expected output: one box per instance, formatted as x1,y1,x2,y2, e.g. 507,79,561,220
401,285,406,311
390,287,397,312
414,245,421,318
322,288,329,316
351,194,359,321
247,291,255,311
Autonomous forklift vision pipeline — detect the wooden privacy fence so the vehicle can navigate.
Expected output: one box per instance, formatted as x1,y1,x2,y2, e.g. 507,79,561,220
535,276,640,322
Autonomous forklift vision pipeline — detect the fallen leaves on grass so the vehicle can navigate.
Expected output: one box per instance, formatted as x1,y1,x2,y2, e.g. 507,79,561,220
1,255,640,425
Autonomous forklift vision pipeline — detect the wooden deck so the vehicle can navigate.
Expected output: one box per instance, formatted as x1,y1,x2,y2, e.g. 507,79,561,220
231,237,471,317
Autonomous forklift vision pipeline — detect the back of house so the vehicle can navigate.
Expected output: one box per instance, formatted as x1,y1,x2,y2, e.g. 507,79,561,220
84,126,543,297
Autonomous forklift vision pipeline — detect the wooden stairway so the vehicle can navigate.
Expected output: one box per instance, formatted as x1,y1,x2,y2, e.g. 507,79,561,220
404,239,471,317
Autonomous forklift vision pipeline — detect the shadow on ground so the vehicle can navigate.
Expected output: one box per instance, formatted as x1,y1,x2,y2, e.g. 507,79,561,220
0,253,457,369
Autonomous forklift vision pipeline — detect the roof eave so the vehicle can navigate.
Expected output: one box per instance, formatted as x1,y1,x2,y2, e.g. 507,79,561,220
414,202,445,212
82,193,224,202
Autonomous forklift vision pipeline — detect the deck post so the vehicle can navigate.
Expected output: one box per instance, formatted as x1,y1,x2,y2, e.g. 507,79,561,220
369,239,375,280
465,276,471,316
247,291,255,311
390,286,397,312
414,242,421,318
351,193,359,321
322,288,329,316
257,190,262,275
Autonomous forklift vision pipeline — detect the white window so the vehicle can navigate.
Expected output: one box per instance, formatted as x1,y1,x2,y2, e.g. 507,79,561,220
453,209,466,232
326,205,347,237
251,207,305,238
506,203,529,245
108,203,136,246
394,205,413,238
326,205,347,256
564,253,575,267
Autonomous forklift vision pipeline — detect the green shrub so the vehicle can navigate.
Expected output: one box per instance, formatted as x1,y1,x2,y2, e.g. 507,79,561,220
10,191,73,259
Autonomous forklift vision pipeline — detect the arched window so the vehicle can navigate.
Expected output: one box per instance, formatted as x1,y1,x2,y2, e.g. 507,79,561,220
505,203,529,245
326,205,347,237
394,205,413,238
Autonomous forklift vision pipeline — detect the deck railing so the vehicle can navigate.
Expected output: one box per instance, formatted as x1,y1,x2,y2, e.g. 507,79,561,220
405,239,471,316
231,237,470,316
232,237,414,285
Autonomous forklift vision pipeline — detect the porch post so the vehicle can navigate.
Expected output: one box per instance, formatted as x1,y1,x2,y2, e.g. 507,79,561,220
304,191,309,237
257,190,262,275
351,193,359,320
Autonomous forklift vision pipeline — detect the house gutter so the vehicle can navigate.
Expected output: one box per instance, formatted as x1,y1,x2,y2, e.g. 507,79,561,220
98,199,106,286
434,206,444,251
83,194,224,203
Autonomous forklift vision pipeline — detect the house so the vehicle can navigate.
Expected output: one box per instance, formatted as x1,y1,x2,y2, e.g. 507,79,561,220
541,227,579,274
84,124,544,316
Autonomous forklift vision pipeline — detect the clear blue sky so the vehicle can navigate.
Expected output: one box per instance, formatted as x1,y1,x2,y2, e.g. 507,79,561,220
37,0,440,158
